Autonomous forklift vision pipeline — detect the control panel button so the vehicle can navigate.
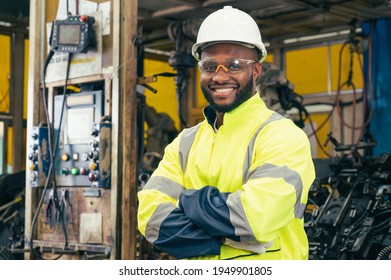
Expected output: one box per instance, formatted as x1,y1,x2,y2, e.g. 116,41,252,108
79,167,88,175
88,151,99,161
72,153,79,161
88,172,98,182
71,167,79,175
89,162,97,170
60,168,69,175
29,164,37,171
82,153,89,161
30,173,37,181
89,140,99,148
80,15,87,22
28,152,38,161
61,153,70,161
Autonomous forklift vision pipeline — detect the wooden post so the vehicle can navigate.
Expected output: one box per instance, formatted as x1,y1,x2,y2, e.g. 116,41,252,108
25,0,44,260
119,0,138,260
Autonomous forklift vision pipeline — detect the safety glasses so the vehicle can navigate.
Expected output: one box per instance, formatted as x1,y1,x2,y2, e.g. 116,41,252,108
198,58,257,74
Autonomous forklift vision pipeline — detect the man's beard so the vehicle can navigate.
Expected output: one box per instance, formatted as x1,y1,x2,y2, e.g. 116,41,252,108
201,77,255,113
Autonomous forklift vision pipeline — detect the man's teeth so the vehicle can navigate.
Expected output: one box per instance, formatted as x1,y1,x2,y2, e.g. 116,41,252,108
215,88,233,93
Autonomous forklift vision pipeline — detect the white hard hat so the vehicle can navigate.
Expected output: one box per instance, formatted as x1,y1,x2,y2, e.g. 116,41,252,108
192,6,267,62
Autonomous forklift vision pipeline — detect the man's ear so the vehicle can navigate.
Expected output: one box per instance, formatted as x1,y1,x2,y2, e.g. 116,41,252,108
253,62,262,82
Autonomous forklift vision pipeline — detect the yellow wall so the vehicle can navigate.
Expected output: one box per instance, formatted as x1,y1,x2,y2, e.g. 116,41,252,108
286,43,363,95
143,59,180,130
286,43,364,158
0,35,10,113
305,114,332,158
286,46,329,94
0,35,11,172
0,36,29,171
264,53,274,64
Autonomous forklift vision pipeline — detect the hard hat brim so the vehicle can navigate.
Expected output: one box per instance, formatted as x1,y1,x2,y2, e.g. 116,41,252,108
192,40,266,63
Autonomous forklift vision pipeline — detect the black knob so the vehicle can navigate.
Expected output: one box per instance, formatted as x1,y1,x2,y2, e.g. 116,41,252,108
88,151,99,161
28,152,38,161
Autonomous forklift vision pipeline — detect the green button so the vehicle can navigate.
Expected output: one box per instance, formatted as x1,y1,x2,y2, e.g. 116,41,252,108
71,167,79,175
60,168,69,175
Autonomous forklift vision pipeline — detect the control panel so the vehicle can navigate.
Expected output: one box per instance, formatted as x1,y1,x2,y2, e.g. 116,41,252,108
50,15,96,54
54,121,111,188
53,90,110,188
28,89,113,259
28,126,50,187
28,90,111,188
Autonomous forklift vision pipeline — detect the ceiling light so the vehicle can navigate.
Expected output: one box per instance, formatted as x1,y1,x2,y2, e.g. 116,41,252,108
283,28,362,44
0,21,12,27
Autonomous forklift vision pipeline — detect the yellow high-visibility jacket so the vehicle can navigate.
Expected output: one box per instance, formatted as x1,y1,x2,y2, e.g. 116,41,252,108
137,94,315,260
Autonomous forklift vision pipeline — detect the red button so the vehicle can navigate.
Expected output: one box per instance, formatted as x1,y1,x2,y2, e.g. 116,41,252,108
88,172,98,182
80,167,88,175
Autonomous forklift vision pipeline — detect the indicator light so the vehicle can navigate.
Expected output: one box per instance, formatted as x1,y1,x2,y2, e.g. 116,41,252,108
71,167,79,175
62,153,69,161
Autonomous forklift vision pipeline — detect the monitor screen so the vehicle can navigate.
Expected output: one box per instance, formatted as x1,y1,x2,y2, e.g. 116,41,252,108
58,24,81,45
66,107,94,144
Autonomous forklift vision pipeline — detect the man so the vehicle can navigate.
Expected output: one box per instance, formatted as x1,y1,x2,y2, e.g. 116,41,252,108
137,6,315,260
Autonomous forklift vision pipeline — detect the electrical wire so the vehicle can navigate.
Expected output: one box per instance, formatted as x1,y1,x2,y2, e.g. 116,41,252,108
301,41,349,156
308,26,374,155
334,27,375,145
305,42,349,143
371,217,391,233
305,109,332,158
28,48,72,260
52,52,74,249
28,49,55,260
175,68,189,128
104,36,136,98
362,23,375,136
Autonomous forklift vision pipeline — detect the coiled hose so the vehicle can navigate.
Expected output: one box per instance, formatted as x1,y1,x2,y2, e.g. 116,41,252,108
376,246,391,260
0,246,16,260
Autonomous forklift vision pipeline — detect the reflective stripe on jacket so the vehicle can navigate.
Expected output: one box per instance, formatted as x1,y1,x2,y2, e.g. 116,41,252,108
137,94,315,260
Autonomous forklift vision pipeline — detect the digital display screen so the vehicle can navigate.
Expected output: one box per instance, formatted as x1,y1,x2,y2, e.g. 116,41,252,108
58,24,81,45
66,107,94,144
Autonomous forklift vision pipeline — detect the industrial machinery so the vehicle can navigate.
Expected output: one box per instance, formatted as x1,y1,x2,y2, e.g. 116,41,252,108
24,7,116,259
306,134,391,260
26,83,113,259
0,171,25,259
